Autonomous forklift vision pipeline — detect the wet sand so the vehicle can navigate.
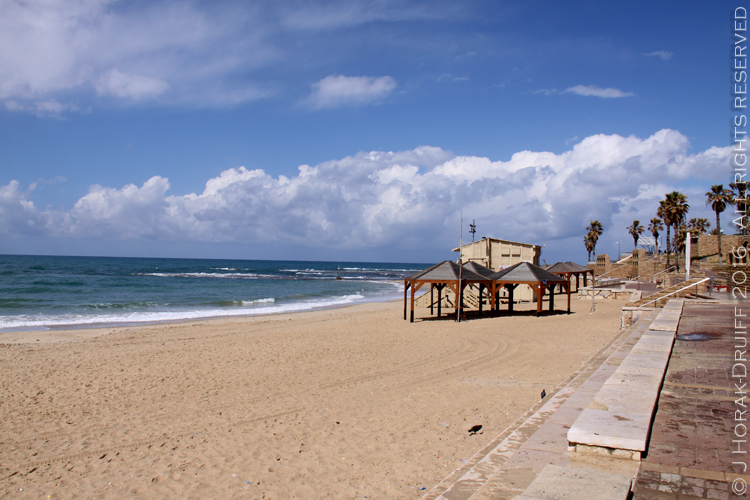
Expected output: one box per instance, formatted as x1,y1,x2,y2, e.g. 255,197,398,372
0,297,626,499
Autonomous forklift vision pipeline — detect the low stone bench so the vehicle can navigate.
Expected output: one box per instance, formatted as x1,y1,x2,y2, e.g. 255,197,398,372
567,299,684,459
517,464,633,500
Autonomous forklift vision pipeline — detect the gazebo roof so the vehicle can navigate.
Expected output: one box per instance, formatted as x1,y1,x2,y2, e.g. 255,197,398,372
490,261,568,283
405,260,489,282
462,261,496,279
546,261,592,274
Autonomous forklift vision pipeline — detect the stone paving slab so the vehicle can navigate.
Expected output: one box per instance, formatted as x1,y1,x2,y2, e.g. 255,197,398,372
515,464,633,500
567,409,652,452
632,302,750,500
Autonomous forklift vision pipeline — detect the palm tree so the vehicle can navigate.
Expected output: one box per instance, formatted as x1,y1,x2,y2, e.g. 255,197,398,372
658,191,690,271
670,192,689,272
657,200,674,268
706,184,734,264
584,233,596,262
673,223,688,256
687,218,711,235
648,218,664,254
586,220,603,257
627,220,644,251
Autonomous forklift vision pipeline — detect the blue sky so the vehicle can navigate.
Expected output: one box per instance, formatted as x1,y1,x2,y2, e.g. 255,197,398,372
0,0,740,264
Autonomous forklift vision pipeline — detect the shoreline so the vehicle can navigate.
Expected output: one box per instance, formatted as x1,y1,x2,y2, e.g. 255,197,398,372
0,287,406,341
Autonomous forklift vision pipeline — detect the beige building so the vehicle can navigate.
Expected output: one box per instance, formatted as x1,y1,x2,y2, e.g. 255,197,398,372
452,238,542,302
452,237,541,269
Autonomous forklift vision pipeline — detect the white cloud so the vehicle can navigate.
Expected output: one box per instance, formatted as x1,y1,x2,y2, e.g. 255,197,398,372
0,0,275,112
4,98,80,118
306,75,397,109
95,69,169,100
645,51,673,60
565,85,634,98
0,130,732,256
0,0,449,115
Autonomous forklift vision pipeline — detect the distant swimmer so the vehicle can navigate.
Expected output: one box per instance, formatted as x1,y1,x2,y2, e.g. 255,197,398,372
468,424,482,435
541,389,546,400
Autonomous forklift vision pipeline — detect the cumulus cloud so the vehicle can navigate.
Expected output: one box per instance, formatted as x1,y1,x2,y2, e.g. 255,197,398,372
306,75,397,109
645,51,674,60
0,130,732,256
565,85,634,98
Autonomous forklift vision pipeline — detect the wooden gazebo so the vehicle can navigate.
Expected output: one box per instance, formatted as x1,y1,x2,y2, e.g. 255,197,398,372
403,261,490,322
545,261,594,292
489,262,571,316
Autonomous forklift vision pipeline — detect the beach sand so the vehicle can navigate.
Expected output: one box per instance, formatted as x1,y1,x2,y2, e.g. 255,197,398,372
0,297,626,499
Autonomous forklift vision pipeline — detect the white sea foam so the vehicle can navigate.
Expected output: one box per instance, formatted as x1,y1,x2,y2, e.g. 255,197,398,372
138,272,276,279
0,294,366,330
242,297,275,305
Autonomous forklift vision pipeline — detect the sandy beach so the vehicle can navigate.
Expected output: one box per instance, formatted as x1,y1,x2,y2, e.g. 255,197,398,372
0,297,627,499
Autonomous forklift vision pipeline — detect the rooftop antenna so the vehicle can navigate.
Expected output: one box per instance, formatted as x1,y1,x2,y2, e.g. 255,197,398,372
469,220,476,243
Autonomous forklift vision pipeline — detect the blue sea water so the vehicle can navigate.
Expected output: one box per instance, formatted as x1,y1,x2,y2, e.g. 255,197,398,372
0,255,428,331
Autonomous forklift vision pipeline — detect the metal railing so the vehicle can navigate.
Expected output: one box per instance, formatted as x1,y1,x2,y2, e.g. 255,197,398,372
636,278,710,308
634,265,676,282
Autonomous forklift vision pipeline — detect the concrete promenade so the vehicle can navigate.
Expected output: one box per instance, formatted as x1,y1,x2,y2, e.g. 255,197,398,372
423,298,748,500
632,302,749,499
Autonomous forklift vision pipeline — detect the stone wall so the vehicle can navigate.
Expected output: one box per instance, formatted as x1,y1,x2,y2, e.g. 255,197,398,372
595,254,612,276
696,234,750,263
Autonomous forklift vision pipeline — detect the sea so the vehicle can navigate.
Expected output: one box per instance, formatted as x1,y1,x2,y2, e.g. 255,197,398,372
0,255,429,332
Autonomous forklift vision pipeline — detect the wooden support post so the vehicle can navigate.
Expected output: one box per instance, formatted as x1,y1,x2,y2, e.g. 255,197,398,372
404,281,409,320
410,281,415,323
535,285,543,317
566,283,571,314
548,284,555,312
437,284,443,318
506,284,516,313
478,284,484,315
457,281,464,321
430,284,434,316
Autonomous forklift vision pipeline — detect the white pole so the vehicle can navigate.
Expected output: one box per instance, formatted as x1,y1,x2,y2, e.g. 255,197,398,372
458,211,463,323
686,231,691,280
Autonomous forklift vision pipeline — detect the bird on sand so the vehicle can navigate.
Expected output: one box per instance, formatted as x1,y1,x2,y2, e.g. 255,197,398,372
468,424,482,435
541,389,546,400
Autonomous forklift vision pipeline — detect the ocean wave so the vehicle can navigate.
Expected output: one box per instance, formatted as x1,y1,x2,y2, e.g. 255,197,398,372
0,294,365,330
242,297,275,305
136,272,277,280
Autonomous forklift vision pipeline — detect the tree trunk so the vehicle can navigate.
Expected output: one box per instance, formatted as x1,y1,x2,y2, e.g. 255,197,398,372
716,212,723,265
665,225,671,268
674,223,680,273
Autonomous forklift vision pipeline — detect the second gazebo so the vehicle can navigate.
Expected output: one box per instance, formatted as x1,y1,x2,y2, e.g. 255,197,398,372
490,262,571,316
545,261,594,292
